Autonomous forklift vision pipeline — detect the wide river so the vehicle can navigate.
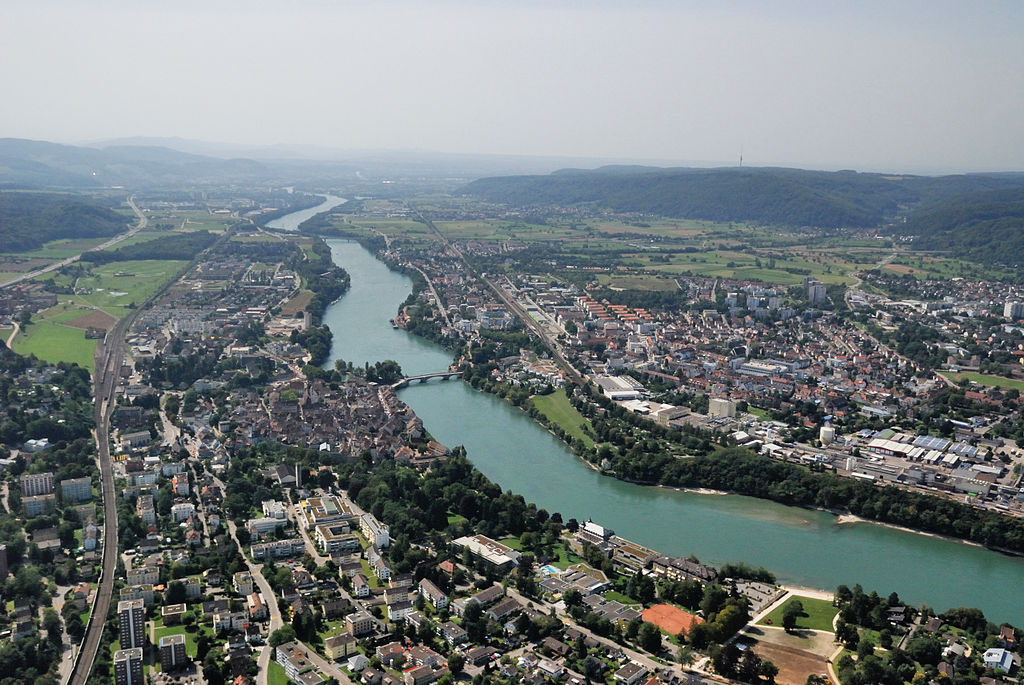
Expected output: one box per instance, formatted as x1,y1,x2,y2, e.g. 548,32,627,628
273,198,1024,625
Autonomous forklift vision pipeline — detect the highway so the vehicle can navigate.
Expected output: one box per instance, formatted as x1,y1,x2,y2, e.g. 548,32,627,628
0,195,148,290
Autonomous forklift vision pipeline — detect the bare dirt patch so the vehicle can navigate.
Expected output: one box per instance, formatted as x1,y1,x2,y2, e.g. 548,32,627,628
67,310,117,331
882,263,917,275
0,258,53,271
281,290,313,317
745,638,831,685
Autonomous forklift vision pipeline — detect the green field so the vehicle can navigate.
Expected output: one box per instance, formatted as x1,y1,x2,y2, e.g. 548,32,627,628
12,319,97,370
940,372,1024,392
499,536,524,551
549,544,583,570
597,274,680,291
0,237,108,259
15,259,187,368
153,624,200,658
268,661,290,685
603,591,642,606
531,389,595,449
758,595,838,632
36,259,189,319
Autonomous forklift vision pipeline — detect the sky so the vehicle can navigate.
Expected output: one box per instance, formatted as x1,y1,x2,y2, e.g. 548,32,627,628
2,0,1023,173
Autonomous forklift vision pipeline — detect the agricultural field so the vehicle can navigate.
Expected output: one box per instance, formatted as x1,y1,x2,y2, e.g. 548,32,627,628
347,217,437,245
596,274,680,291
12,318,98,370
15,259,187,368
940,372,1024,392
145,209,234,233
281,290,314,317
0,237,109,260
881,254,1017,282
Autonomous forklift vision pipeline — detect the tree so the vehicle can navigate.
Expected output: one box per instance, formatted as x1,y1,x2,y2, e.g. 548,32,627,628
448,653,465,674
42,608,62,644
637,621,662,654
204,648,227,685
269,625,296,647
166,580,187,604
782,599,805,633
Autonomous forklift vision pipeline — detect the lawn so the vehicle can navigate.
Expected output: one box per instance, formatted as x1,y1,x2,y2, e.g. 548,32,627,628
446,514,468,526
758,596,838,633
603,591,642,606
940,372,1024,392
268,661,290,685
359,560,380,588
530,389,595,449
549,544,582,570
499,536,523,551
318,619,350,641
152,623,205,658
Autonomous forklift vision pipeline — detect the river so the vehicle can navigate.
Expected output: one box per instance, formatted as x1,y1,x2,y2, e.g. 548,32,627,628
272,199,1024,625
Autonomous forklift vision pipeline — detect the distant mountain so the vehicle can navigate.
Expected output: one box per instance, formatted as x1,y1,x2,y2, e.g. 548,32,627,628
0,138,273,188
3,137,646,189
462,166,1024,229
0,192,129,252
902,187,1024,265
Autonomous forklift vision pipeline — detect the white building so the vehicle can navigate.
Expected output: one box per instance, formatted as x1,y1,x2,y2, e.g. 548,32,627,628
360,513,390,548
708,398,736,418
170,502,196,523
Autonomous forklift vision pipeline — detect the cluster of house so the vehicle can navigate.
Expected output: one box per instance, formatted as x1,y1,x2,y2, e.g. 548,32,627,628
918,615,1020,682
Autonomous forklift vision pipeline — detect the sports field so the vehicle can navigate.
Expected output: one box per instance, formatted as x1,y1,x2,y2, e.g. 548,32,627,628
642,604,703,637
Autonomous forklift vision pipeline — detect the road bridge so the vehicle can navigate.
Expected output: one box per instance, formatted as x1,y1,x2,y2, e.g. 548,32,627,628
392,370,462,389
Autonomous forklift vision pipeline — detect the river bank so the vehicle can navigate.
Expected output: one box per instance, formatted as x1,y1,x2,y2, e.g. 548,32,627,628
313,232,1024,625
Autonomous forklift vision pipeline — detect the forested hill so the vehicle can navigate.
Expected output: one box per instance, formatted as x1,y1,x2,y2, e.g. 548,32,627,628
462,166,1024,229
902,187,1024,265
0,138,269,188
0,192,130,252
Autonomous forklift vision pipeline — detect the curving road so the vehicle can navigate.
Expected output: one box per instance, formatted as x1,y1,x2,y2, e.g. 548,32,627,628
0,195,148,290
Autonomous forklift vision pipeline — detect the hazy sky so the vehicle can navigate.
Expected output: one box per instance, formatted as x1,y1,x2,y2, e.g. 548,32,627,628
2,0,1022,172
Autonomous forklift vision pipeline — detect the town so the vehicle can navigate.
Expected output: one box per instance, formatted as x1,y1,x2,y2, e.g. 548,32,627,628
1,189,1023,685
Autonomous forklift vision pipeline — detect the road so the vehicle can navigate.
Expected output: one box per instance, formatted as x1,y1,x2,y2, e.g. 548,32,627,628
216,502,285,685
4,322,18,347
0,195,149,290
500,585,735,684
218,499,356,685
411,265,451,327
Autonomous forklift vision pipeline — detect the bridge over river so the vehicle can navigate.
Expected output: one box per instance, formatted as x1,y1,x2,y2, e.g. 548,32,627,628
391,370,462,389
